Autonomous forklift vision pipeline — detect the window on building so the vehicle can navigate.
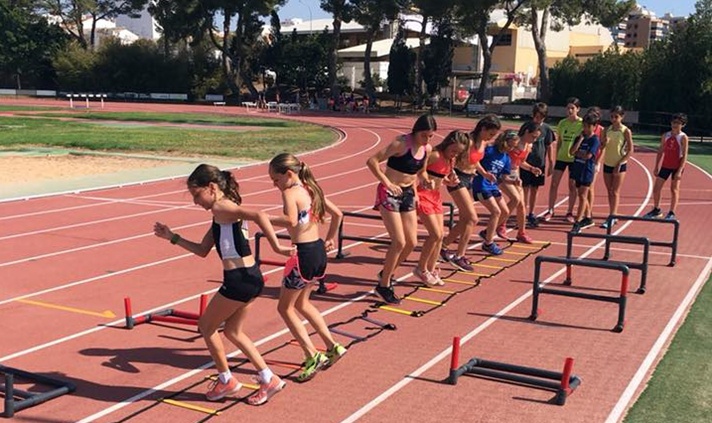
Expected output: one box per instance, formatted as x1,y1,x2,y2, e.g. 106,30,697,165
495,33,512,46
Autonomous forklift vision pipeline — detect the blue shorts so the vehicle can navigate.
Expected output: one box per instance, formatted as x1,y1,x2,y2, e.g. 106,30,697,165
473,189,502,202
219,264,264,302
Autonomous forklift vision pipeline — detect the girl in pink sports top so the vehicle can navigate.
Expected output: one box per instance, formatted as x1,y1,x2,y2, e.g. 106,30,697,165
498,122,542,244
440,114,501,272
414,130,470,286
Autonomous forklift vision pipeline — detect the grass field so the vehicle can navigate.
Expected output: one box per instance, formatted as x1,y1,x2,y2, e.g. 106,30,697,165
1,105,709,421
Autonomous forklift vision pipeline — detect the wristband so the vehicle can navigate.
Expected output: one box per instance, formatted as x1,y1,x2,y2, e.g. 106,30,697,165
170,233,181,244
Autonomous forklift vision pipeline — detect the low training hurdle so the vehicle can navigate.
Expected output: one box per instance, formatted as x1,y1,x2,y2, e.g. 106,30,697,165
530,256,630,332
447,337,581,406
604,214,679,266
335,202,455,259
566,232,650,294
1,365,76,418
123,295,207,329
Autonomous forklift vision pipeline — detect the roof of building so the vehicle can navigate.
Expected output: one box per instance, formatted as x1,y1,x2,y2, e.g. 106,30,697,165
337,37,427,59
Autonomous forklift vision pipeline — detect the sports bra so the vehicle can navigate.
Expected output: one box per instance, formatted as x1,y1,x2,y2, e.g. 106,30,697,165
508,146,529,168
212,220,251,259
469,146,485,165
426,154,453,179
387,135,427,175
288,184,313,226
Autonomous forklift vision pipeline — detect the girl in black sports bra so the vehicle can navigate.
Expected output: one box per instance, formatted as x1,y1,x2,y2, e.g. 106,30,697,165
154,164,290,405
366,113,437,305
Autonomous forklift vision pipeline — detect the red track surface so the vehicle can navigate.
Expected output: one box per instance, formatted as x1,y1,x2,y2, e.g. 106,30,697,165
1,98,711,423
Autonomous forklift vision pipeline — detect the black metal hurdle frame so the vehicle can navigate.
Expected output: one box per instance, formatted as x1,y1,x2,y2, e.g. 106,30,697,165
447,337,581,406
566,232,650,294
529,256,631,333
1,365,75,418
335,203,455,259
604,214,679,266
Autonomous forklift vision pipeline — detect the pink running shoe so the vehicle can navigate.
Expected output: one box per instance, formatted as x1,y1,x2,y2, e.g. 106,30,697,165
247,375,286,406
496,224,508,240
413,267,437,286
516,232,534,244
206,377,242,401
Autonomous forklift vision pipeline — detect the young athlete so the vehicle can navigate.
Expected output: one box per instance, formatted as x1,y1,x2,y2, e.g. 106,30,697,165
153,164,290,405
569,114,601,233
600,106,634,228
414,130,470,285
498,122,542,243
519,103,555,228
644,113,689,220
584,106,605,226
268,153,347,382
367,113,436,304
474,130,516,255
440,114,501,271
544,97,582,223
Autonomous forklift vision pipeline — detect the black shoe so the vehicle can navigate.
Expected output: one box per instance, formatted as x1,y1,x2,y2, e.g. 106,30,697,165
571,222,582,234
580,217,595,229
644,207,663,219
375,286,400,304
526,214,539,228
378,270,397,286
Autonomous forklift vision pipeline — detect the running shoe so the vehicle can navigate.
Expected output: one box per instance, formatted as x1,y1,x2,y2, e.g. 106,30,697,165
431,267,445,286
580,217,595,229
375,285,400,304
439,248,456,263
482,242,503,255
541,209,553,222
571,222,582,234
206,377,242,401
600,218,617,229
413,267,437,286
526,214,539,228
478,229,488,241
665,211,677,221
325,343,347,367
297,352,328,382
516,232,534,244
644,207,663,218
565,213,576,223
377,270,397,286
247,375,286,405
496,224,508,240
450,256,474,272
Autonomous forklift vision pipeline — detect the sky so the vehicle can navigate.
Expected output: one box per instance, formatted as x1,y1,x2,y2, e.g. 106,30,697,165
275,0,698,21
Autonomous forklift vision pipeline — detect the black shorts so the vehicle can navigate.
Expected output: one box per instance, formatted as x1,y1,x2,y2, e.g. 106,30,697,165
283,239,327,290
520,168,545,187
446,169,476,193
554,160,573,172
374,184,417,212
603,163,628,174
657,167,681,181
218,264,264,302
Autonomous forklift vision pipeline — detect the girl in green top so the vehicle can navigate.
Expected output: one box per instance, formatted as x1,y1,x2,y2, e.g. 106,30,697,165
544,97,582,223
600,105,634,228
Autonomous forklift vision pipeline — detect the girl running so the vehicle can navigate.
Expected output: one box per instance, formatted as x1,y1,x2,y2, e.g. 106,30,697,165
440,114,501,271
153,164,290,405
367,113,437,304
268,153,347,382
414,130,470,286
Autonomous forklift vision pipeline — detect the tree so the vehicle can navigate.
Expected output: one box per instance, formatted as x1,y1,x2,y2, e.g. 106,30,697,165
351,0,401,101
421,17,454,97
39,0,147,50
387,23,416,107
0,1,69,88
320,0,355,98
519,0,635,102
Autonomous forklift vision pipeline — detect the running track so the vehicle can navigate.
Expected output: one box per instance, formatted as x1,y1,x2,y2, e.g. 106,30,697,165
1,99,711,423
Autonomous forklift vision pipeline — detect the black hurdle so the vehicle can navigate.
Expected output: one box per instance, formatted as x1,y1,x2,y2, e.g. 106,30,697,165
335,203,455,259
1,365,76,418
529,256,630,333
253,232,292,267
566,232,650,294
447,337,581,405
604,214,679,266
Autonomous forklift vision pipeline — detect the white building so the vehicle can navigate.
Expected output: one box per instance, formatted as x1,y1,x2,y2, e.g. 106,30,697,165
115,6,162,41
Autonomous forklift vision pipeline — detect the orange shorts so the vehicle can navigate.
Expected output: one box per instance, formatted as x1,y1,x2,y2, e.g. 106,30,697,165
416,188,443,215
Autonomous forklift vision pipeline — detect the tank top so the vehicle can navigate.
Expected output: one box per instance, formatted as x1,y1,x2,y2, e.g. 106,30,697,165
603,124,629,167
212,220,251,259
661,131,685,169
386,135,427,175
426,154,453,178
508,146,529,169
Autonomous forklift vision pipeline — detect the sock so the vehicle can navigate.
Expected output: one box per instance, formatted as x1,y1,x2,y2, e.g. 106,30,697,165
258,367,274,384
218,370,232,384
